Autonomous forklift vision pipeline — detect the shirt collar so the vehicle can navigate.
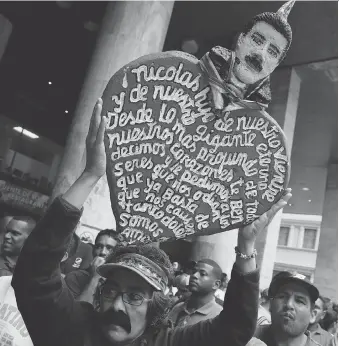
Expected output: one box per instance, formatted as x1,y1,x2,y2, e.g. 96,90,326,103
184,298,218,316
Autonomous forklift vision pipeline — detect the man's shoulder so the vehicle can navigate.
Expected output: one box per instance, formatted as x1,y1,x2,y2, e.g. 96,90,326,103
169,301,185,314
309,326,334,345
254,324,272,342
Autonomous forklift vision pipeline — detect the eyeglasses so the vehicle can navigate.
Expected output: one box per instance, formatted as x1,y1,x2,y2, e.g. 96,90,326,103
100,286,146,306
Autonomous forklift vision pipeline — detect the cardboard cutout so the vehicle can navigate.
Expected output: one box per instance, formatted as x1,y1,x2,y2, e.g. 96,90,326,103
102,52,289,244
102,1,295,244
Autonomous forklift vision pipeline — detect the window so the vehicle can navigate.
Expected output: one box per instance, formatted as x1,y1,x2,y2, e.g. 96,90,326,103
278,226,290,246
303,228,317,249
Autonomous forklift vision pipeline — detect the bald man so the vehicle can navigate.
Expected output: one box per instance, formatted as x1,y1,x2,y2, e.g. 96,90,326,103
169,259,223,327
0,216,36,276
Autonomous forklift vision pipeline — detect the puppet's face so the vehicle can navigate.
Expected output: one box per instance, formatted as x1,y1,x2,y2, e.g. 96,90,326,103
234,21,288,85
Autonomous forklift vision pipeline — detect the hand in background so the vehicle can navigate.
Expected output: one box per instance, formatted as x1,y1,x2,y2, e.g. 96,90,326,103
84,98,107,178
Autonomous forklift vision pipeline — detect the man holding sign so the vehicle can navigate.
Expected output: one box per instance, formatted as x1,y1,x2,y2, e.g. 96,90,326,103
13,99,291,346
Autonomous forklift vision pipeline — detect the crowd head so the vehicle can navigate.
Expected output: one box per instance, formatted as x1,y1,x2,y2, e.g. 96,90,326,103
268,271,319,337
2,216,36,256
94,243,174,344
94,229,120,258
189,259,222,295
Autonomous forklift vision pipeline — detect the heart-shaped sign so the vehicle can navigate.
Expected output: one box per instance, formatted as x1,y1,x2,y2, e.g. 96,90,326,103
102,51,290,245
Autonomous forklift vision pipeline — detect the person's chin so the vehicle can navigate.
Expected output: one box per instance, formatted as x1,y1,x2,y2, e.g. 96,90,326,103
101,324,130,343
234,65,261,85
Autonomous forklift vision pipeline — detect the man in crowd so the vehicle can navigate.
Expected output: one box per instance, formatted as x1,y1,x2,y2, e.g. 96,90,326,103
0,215,36,276
257,288,271,326
168,259,223,327
12,98,292,346
65,228,119,302
255,271,322,346
60,231,94,275
308,296,334,345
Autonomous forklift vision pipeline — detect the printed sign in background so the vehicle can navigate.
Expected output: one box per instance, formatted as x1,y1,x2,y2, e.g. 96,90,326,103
102,51,290,244
0,180,49,216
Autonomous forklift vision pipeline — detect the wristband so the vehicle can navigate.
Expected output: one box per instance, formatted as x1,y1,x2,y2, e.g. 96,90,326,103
235,246,257,259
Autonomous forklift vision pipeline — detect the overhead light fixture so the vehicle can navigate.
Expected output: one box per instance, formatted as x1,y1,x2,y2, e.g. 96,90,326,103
181,39,199,55
13,127,39,139
65,110,69,114
308,199,312,203
302,187,310,191
48,81,52,85
84,21,99,32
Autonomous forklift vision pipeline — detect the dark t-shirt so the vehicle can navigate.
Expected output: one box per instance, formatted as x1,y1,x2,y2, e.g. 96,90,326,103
60,240,93,275
64,269,91,298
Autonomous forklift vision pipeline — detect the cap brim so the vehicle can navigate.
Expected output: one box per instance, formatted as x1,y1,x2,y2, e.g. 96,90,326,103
97,263,163,291
270,277,319,302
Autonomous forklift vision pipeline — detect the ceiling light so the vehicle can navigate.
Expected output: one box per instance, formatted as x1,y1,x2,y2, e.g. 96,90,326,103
288,203,293,207
308,199,312,203
84,21,99,32
181,39,199,54
302,187,310,191
13,127,39,139
48,81,52,85
65,110,69,114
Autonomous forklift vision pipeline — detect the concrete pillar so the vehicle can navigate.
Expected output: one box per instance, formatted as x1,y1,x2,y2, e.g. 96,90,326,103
51,1,174,232
0,14,12,62
0,125,12,172
48,154,61,185
190,67,301,281
258,67,301,289
313,164,338,301
190,231,238,277
0,15,13,172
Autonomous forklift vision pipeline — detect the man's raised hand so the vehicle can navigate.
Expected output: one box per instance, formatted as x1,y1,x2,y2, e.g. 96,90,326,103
84,98,107,178
239,188,292,244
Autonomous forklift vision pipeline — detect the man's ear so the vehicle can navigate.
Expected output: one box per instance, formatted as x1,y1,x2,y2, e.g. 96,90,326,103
320,310,327,321
310,306,317,324
213,279,221,290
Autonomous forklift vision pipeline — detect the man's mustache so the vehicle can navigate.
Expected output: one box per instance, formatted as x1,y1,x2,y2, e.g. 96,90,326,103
100,309,131,333
245,54,263,72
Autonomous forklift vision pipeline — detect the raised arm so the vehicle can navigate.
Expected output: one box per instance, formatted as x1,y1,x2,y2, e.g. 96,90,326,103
12,99,107,346
171,190,292,346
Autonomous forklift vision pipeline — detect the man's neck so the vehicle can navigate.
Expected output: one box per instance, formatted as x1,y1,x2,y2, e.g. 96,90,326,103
187,292,215,311
271,326,308,346
227,71,248,99
3,253,18,266
308,322,319,332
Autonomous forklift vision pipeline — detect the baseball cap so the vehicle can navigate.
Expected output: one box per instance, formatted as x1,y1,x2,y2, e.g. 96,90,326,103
269,271,319,303
97,252,169,293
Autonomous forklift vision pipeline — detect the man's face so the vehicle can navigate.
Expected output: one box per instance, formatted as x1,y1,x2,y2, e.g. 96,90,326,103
313,298,327,325
99,268,153,344
234,21,288,85
189,262,220,295
3,220,30,256
94,235,117,258
270,282,316,337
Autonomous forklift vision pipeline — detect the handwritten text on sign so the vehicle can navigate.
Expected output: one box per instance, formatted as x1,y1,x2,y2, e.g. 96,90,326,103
102,52,289,244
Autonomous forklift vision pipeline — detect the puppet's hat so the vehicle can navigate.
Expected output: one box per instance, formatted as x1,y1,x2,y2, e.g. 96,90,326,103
276,0,295,22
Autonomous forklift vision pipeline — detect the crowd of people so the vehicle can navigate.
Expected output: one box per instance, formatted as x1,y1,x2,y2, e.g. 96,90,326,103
0,4,336,345
0,99,335,346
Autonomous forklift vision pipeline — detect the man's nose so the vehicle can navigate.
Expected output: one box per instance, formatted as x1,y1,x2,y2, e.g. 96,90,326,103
110,293,126,312
285,296,295,309
192,272,199,279
4,232,11,240
101,247,110,257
